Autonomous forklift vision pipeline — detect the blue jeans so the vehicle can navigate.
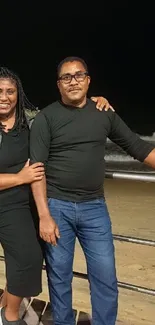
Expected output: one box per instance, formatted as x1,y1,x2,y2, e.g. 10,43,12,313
44,198,118,325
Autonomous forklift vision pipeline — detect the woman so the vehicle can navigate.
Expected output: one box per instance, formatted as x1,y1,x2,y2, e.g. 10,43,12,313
0,67,44,325
0,66,112,325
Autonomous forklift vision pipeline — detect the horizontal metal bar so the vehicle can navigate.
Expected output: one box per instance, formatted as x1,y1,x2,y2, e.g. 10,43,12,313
118,281,155,296
105,171,155,182
73,271,155,296
0,256,154,296
113,234,155,247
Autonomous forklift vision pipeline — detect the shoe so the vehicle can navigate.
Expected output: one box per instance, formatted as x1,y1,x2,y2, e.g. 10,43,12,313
0,308,27,325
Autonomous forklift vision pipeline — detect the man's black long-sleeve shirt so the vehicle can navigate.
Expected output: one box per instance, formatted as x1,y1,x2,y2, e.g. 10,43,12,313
30,99,154,201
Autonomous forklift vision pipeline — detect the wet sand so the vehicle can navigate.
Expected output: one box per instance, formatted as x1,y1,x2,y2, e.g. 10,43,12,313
0,179,155,324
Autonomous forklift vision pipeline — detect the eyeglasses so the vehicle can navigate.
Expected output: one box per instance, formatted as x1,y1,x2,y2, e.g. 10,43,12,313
58,71,88,84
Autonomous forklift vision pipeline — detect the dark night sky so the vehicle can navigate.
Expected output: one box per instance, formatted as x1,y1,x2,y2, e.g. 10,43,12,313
1,3,155,135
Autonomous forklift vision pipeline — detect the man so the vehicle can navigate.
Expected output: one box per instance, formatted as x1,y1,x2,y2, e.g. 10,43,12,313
30,57,155,325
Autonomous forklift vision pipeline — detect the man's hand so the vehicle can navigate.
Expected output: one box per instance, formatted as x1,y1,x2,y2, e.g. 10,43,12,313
17,160,45,184
40,216,60,246
91,96,115,112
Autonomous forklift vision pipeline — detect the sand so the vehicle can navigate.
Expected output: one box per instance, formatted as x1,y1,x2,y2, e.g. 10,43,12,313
0,179,154,324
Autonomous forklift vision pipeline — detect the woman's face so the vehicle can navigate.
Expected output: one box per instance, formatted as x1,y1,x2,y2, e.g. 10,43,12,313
0,78,17,119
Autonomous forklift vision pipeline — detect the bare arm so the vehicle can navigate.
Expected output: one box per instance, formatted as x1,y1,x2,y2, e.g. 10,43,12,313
30,111,60,245
0,161,44,191
0,173,22,191
144,148,155,168
30,112,51,217
31,176,60,245
31,176,50,218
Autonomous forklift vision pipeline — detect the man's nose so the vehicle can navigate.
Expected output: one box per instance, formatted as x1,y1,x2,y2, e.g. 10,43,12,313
70,76,78,84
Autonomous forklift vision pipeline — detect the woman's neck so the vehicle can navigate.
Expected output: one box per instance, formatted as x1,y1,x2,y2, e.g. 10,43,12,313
0,112,16,132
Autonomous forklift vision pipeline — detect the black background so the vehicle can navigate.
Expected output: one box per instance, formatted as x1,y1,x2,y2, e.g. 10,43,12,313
1,2,155,135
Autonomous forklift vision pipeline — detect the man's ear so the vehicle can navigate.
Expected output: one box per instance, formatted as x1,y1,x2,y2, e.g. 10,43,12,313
87,76,91,86
57,80,60,88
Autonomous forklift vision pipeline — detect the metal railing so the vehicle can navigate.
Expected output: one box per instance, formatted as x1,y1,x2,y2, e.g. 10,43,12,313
105,170,155,182
113,234,155,247
0,170,155,297
105,170,155,296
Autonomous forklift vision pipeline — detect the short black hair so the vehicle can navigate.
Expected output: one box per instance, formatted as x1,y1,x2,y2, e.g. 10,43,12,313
0,67,36,131
57,56,88,78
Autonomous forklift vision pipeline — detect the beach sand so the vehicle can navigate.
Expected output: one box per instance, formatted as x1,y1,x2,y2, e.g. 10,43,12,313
0,179,155,324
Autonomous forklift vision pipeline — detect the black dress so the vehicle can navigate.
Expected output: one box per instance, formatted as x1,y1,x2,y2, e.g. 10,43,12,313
0,126,43,297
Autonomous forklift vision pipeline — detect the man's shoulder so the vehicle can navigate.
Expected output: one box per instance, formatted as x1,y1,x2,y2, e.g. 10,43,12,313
41,101,62,116
29,101,63,129
87,98,115,118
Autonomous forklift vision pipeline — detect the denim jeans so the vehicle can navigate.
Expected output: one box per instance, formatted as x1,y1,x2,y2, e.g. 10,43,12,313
44,198,118,325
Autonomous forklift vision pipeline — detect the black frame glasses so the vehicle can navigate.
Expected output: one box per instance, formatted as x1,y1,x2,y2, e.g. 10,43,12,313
58,71,88,84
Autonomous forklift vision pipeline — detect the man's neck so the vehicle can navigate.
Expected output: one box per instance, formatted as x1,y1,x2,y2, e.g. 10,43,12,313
61,96,87,108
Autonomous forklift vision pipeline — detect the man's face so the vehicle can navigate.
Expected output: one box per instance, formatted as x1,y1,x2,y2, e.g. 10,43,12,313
57,61,90,105
0,78,17,118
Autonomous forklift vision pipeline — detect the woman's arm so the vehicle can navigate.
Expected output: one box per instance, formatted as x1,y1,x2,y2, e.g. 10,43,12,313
0,161,45,191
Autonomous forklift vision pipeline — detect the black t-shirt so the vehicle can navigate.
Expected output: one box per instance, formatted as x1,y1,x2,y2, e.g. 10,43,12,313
0,127,29,210
30,99,154,202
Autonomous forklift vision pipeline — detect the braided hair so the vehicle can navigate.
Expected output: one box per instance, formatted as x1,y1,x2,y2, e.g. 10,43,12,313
0,67,37,131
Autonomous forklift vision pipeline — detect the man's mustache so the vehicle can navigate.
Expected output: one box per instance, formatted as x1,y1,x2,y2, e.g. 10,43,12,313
68,88,81,92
